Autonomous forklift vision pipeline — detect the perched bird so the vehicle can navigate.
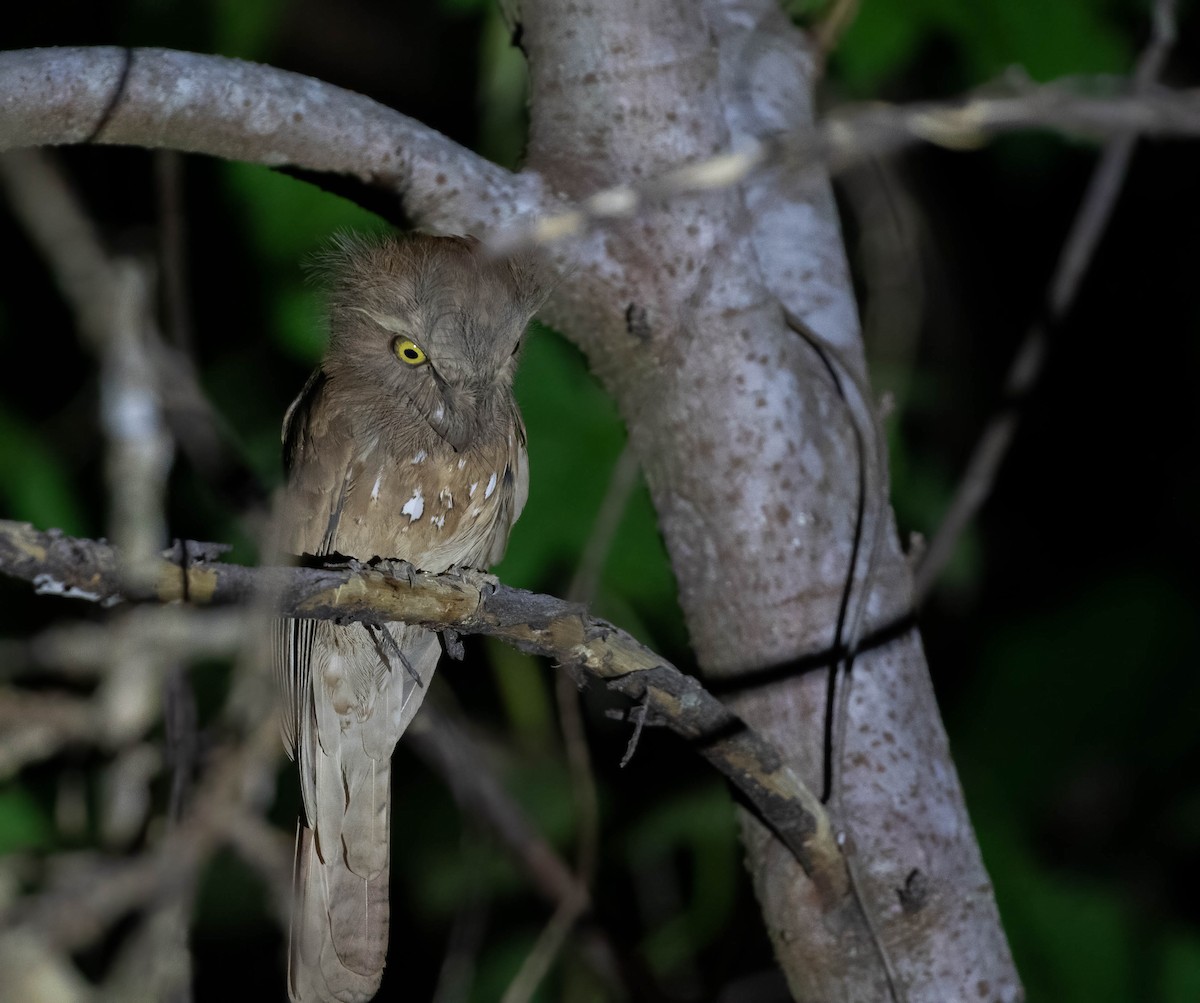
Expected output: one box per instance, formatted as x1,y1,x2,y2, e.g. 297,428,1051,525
273,233,541,1003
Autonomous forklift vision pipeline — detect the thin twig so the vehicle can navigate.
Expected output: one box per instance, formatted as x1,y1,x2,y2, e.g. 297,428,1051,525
0,148,174,584
406,702,584,907
813,0,861,60
913,0,1180,602
6,709,281,953
154,150,193,353
499,886,590,1003
492,74,1200,254
561,444,638,879
567,445,639,607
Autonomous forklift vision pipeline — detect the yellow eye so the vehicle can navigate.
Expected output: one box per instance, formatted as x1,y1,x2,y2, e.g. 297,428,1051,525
392,337,427,366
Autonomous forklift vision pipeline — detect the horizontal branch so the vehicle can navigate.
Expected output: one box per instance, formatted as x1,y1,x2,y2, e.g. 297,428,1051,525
4,49,1196,257
496,75,1200,251
0,519,847,903
0,46,545,234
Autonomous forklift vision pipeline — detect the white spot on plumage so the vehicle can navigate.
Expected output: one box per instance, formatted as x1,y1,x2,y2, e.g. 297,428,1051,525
370,472,383,501
469,481,478,498
484,472,498,499
431,514,446,529
433,404,445,422
411,450,427,464
457,457,466,470
401,488,425,521
438,487,454,509
470,507,482,518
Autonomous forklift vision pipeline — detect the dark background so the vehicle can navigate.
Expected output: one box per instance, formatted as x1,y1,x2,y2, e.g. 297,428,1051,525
2,1,1199,1000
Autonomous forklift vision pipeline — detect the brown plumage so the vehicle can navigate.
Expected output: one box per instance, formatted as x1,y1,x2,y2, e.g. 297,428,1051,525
273,233,541,1003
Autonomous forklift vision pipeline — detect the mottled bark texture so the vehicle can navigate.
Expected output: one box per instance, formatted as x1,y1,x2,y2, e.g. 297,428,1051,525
518,1,1020,999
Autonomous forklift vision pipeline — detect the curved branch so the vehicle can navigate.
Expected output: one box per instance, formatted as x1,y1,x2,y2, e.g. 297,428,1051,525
0,518,847,903
0,46,545,233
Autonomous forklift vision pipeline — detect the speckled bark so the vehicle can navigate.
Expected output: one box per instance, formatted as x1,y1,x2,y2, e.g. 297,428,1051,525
519,1,1020,999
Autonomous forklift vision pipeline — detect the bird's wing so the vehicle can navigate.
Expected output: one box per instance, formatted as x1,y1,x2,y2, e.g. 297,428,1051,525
276,371,443,1003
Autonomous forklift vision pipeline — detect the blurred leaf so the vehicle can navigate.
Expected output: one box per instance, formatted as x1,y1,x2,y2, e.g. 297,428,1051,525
219,163,387,361
982,820,1135,1003
0,403,87,535
602,482,684,643
887,425,982,593
222,163,388,262
413,838,522,917
964,572,1195,806
411,756,574,918
1163,931,1200,1003
836,0,1130,94
622,784,738,975
489,640,556,752
504,757,576,849
497,326,625,590
477,3,530,170
834,0,927,94
274,285,329,365
212,0,288,60
471,930,545,1003
955,0,1129,82
0,786,52,854
499,326,685,648
194,849,271,930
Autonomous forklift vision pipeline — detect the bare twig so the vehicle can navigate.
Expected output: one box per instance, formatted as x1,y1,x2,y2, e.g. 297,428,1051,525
0,148,173,583
913,0,1180,602
812,0,862,59
0,690,95,777
499,886,590,1003
567,445,640,608
154,150,193,352
406,702,584,907
561,444,638,878
0,148,117,349
0,519,847,899
99,259,174,584
494,75,1200,254
5,709,280,953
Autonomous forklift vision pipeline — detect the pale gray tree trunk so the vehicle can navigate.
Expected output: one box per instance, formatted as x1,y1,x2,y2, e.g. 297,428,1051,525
516,1,1021,999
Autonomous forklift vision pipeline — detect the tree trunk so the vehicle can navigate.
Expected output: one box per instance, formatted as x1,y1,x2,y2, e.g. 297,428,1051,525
518,1,1022,999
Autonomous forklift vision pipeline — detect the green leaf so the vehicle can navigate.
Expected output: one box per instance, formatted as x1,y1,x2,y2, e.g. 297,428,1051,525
835,0,1130,94
1163,931,1200,1003
0,403,87,535
0,786,52,854
622,784,738,975
495,326,626,591
211,0,288,60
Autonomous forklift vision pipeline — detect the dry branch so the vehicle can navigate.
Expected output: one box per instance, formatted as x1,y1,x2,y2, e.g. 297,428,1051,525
0,518,847,902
